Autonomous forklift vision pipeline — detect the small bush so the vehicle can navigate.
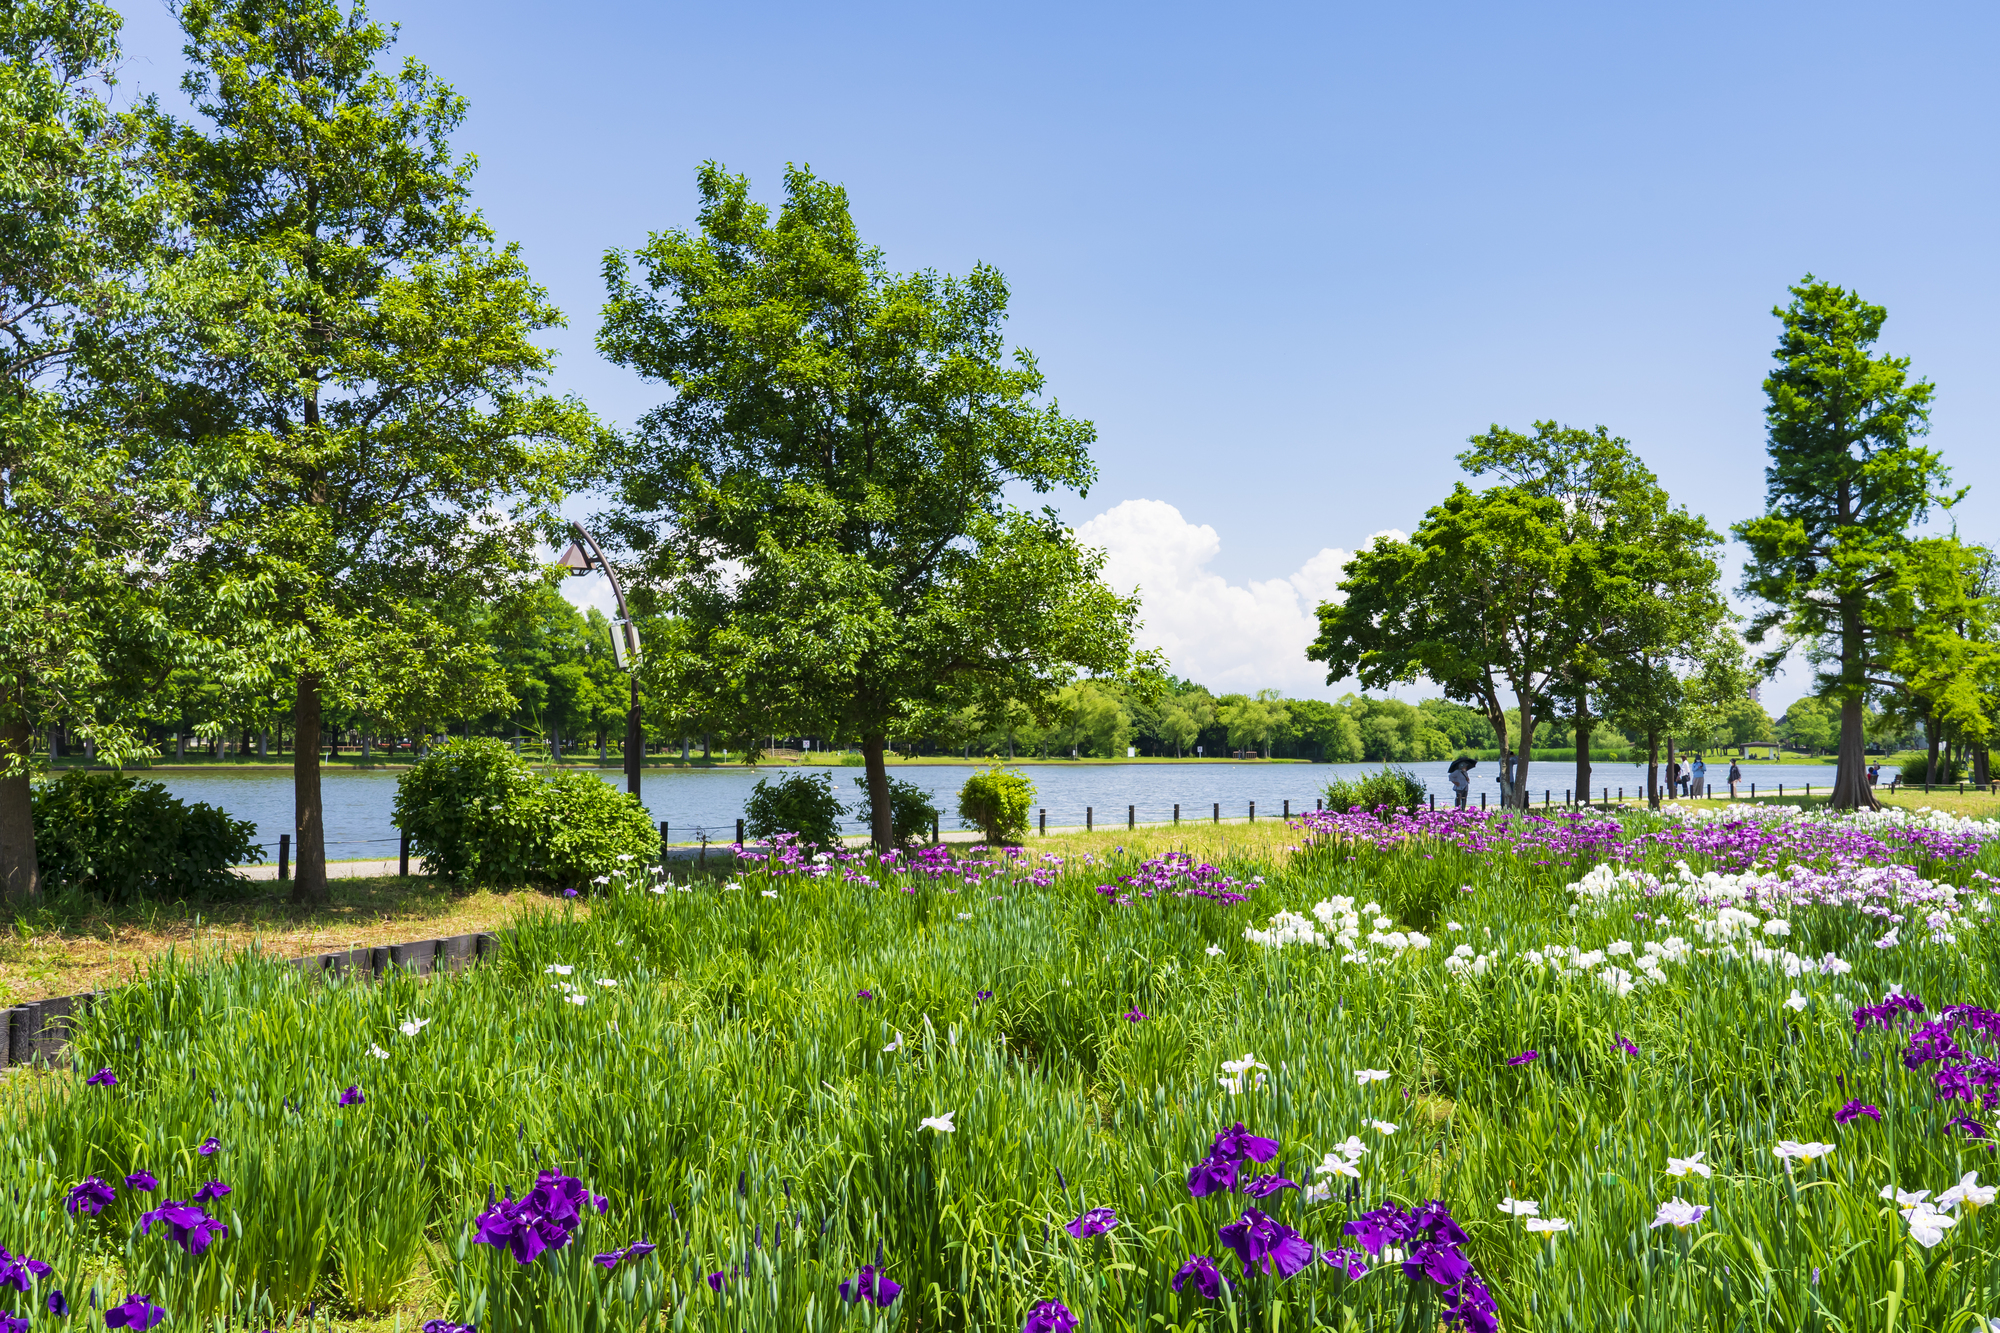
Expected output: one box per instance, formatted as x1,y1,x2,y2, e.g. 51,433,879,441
395,738,658,887
958,766,1037,844
1322,766,1428,819
852,775,941,847
744,771,845,848
31,771,259,903
1898,755,1963,785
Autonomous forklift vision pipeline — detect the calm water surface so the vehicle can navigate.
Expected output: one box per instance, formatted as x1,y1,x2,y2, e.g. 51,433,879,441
154,759,1851,861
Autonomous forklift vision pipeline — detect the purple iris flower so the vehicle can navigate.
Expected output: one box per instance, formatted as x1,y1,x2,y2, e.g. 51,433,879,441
1404,1239,1473,1287
1187,1153,1239,1198
86,1069,117,1087
1835,1100,1883,1126
140,1200,228,1256
624,1241,656,1261
1064,1207,1118,1238
1322,1247,1369,1279
838,1264,903,1307
1172,1254,1231,1299
1344,1203,1420,1256
856,990,874,1001
124,1171,158,1193
192,1181,231,1205
1217,1207,1316,1278
1,1312,25,1333
339,1086,365,1107
1240,1175,1299,1199
976,990,992,1001
47,1290,68,1317
1122,1009,1147,1022
706,1269,732,1292
103,1295,166,1330
1211,1123,1280,1163
1613,1033,1639,1056
592,1250,624,1270
1948,1114,1989,1140
1410,1200,1470,1246
472,1172,606,1265
1021,1299,1077,1333
64,1177,116,1217
1506,1051,1539,1066
420,1323,474,1333
197,1137,220,1156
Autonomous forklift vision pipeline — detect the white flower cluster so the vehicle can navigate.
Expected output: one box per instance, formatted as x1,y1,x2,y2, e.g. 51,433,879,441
1217,1052,1270,1095
1662,801,2000,839
1443,942,1497,977
1243,897,1430,964
1881,1173,1996,1247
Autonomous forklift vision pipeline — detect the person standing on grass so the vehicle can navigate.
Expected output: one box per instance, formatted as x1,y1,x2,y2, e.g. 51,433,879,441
1448,758,1473,809
1691,755,1706,799
1728,758,1742,799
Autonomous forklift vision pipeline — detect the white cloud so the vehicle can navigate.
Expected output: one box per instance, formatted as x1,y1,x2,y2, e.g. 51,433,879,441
1075,499,1407,698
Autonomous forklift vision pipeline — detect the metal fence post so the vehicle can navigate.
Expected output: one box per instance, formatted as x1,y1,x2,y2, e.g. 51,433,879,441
1039,808,1046,836
278,833,290,882
398,829,410,878
1283,800,1290,819
1086,807,1093,831
1212,802,1219,824
1249,801,1256,823
736,818,745,844
659,820,669,849
1173,803,1180,824
1127,805,1135,830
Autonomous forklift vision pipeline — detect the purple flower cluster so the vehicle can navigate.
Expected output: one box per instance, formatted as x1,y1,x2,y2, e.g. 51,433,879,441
1022,1299,1077,1333
1834,1100,1882,1126
1506,1051,1539,1066
1344,1201,1497,1333
86,1068,117,1087
422,1322,475,1333
471,1171,609,1264
1065,1207,1119,1239
139,1199,229,1256
1187,1122,1279,1198
1893,1002,2000,1117
1218,1207,1316,1278
103,1295,165,1330
64,1177,116,1217
1853,993,1927,1032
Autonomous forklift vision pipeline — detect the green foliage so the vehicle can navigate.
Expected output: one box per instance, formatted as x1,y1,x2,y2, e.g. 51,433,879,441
30,771,258,903
957,766,1036,844
1321,766,1428,819
1898,754,1963,785
599,164,1140,845
743,771,845,848
394,738,657,887
1778,697,1838,754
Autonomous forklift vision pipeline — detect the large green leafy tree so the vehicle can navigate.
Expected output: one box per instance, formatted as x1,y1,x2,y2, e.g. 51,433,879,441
598,165,1140,846
0,0,245,900
1735,278,1950,810
149,0,596,902
1457,421,1727,807
1310,484,1570,805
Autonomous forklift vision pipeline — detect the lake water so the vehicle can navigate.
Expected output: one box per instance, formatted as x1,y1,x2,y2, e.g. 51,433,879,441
153,758,1853,862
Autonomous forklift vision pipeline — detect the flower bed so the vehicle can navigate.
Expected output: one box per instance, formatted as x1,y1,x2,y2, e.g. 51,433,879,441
3,808,2000,1331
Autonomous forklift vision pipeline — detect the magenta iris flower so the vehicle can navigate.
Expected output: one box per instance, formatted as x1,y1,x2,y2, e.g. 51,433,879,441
197,1137,220,1156
838,1264,903,1307
339,1086,365,1107
1322,1247,1369,1278
1022,1299,1077,1333
1123,1009,1147,1022
140,1200,228,1256
86,1069,117,1087
1506,1051,1539,1066
192,1181,230,1205
102,1296,166,1331
1835,1100,1882,1126
1187,1153,1239,1198
1172,1254,1231,1299
1241,1175,1300,1199
1064,1207,1118,1238
124,1171,158,1192
64,1177,115,1217
1217,1207,1316,1278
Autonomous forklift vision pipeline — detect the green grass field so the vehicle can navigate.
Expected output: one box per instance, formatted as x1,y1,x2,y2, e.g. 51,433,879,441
7,803,2000,1331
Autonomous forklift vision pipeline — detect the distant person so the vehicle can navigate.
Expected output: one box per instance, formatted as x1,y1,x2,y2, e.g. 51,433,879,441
1867,762,1880,787
1728,758,1742,799
1448,757,1473,809
1691,755,1706,798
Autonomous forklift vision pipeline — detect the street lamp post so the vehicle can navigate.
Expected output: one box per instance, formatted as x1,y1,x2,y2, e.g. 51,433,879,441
556,523,644,796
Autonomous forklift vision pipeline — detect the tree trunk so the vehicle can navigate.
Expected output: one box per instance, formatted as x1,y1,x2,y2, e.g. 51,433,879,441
1975,744,1991,785
1647,731,1660,809
1572,686,1592,814
1923,700,1940,782
1829,695,1878,809
291,673,329,906
0,716,40,903
861,734,893,849
1511,694,1535,807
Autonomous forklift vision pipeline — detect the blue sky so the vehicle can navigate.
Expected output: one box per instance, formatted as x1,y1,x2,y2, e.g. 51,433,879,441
109,0,2000,709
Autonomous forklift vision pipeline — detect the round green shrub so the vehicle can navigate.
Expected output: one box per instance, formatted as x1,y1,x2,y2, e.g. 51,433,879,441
31,770,259,903
850,775,941,848
394,738,658,887
1322,766,1428,819
956,766,1036,844
744,771,845,848
1898,754,1963,785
